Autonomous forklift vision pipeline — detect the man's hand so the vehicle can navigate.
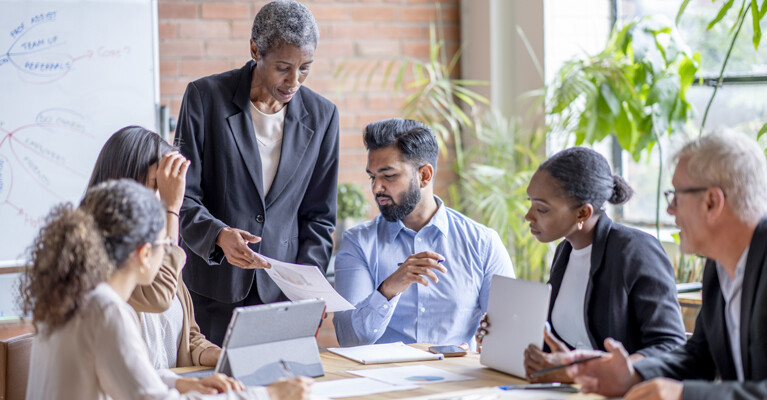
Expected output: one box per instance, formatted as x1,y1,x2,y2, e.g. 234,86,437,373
625,378,683,400
266,377,313,400
156,151,190,213
216,227,269,269
176,373,244,394
565,338,642,398
378,251,446,300
524,330,573,383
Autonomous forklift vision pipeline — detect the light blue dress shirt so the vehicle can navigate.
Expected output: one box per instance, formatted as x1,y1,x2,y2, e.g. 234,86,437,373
333,197,514,347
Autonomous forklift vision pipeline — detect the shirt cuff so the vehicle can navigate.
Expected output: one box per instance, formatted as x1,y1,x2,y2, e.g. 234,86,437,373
369,289,400,316
247,386,271,400
157,369,180,390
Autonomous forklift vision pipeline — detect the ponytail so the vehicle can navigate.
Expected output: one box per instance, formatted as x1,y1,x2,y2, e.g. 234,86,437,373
609,174,634,205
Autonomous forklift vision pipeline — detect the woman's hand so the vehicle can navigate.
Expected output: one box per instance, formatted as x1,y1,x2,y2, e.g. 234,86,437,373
199,347,222,367
176,374,245,394
524,329,574,383
156,151,190,213
475,313,489,353
266,377,313,400
216,227,270,269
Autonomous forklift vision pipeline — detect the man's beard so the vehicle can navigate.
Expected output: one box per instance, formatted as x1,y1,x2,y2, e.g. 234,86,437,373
377,178,421,222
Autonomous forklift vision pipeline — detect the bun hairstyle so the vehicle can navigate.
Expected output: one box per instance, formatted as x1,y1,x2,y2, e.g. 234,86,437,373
539,147,633,212
19,179,165,336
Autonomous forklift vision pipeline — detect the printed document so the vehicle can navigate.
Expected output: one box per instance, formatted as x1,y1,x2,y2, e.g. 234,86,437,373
263,256,354,312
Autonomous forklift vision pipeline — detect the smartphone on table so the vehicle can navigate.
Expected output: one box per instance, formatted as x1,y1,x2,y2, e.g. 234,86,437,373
428,345,468,357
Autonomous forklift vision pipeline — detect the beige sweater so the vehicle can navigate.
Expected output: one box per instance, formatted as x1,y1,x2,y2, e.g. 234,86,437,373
128,244,218,367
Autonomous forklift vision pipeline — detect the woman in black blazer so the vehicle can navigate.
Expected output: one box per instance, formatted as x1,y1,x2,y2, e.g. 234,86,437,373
175,0,339,345
514,147,685,382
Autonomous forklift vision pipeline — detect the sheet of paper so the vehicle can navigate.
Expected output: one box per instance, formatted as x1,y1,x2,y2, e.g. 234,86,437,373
312,377,419,398
349,365,473,386
328,342,443,364
263,255,354,312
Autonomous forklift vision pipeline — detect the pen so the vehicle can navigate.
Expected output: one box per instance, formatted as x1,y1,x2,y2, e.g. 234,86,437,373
528,354,604,378
397,259,445,266
279,359,295,378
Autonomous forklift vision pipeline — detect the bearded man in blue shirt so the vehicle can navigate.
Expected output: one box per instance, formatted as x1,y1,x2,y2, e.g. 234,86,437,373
333,118,515,349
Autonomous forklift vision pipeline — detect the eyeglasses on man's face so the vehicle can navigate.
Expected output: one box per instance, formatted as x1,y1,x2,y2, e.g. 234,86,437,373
663,187,710,207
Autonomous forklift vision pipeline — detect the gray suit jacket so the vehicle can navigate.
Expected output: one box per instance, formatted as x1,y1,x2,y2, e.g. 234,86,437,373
635,218,767,399
176,61,339,304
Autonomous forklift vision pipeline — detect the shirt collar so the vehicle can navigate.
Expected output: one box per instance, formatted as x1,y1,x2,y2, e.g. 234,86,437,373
382,195,449,241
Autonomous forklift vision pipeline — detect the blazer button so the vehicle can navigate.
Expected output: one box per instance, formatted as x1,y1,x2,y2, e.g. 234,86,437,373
256,214,265,223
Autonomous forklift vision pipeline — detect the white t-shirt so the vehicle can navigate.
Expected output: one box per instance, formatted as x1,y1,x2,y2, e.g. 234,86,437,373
249,102,286,195
140,294,184,369
551,244,594,349
26,282,270,400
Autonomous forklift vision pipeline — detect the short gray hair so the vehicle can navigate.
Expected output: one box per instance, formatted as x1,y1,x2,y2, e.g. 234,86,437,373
675,130,767,223
251,0,319,57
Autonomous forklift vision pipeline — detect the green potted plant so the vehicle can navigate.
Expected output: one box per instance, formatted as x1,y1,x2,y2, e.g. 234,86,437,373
335,182,369,252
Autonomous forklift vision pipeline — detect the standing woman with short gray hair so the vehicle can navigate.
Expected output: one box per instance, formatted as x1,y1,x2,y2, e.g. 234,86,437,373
176,0,339,344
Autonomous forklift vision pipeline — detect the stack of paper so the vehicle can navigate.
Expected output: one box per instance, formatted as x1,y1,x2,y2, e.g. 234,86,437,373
261,255,354,312
327,342,443,364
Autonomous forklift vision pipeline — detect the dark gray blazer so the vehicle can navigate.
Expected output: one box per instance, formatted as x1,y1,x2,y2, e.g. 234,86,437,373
176,61,339,304
548,215,686,358
635,218,767,400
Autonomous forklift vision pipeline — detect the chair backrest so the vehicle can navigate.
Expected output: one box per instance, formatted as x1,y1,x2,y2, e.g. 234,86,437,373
0,333,34,400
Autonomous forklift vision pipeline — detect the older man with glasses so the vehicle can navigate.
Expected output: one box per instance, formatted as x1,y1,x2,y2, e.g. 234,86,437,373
563,130,767,400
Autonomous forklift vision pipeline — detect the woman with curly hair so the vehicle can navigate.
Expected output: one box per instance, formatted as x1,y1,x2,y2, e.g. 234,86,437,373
22,179,312,399
88,125,220,369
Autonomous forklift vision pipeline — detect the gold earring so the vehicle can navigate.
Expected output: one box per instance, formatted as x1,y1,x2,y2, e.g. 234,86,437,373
577,221,584,230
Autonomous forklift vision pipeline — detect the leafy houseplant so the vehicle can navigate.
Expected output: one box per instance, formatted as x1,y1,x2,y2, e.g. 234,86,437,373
547,16,700,238
455,110,551,281
335,183,369,252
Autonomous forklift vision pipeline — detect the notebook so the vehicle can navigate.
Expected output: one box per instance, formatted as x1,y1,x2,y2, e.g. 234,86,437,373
327,342,443,364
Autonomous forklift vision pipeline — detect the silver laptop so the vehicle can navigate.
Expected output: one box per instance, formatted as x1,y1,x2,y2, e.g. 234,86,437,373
479,275,551,378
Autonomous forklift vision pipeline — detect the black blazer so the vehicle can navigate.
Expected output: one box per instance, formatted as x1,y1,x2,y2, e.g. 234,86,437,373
548,215,686,358
176,62,339,303
635,218,767,400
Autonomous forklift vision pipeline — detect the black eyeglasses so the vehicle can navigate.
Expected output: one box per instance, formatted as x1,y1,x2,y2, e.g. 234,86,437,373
663,187,709,207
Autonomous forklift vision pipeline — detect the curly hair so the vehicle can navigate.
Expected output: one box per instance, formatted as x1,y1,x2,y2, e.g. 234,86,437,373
80,179,165,268
18,204,113,336
19,179,165,336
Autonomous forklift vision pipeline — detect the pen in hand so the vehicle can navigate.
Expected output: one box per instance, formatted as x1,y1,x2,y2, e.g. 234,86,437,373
528,354,604,378
279,359,295,378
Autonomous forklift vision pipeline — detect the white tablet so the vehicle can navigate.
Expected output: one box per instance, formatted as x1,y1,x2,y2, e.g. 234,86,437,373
479,275,551,378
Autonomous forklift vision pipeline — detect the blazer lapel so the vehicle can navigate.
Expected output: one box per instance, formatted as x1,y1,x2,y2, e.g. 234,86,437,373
227,62,265,206
738,217,767,376
583,214,611,348
702,259,738,379
264,89,315,208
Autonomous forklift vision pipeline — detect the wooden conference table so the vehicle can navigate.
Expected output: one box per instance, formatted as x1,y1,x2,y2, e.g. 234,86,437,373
172,344,603,399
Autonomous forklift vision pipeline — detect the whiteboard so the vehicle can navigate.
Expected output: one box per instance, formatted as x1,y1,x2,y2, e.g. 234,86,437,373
0,0,159,266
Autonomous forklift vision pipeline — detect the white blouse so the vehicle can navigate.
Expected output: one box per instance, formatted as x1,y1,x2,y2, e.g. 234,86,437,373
551,244,594,350
249,102,286,195
26,283,270,400
140,294,184,369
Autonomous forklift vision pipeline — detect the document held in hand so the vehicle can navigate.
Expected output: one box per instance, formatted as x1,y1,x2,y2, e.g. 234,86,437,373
327,342,444,365
263,256,355,312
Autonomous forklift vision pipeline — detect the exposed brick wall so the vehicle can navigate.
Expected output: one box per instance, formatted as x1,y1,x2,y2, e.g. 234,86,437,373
158,0,460,209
